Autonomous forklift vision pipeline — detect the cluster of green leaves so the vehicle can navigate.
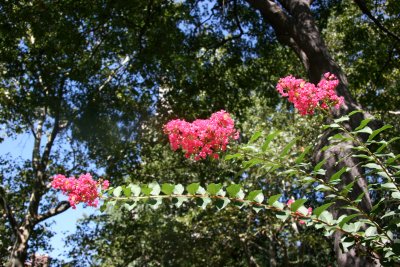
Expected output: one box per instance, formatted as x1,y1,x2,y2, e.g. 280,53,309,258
67,106,333,266
103,181,331,237
324,0,400,139
232,110,400,263
103,110,400,264
305,111,400,263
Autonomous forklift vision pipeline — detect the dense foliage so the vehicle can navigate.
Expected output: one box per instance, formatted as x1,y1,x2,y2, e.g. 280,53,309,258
0,0,399,266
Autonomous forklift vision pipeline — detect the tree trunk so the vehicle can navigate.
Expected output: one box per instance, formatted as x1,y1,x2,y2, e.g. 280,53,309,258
8,223,32,267
245,1,379,266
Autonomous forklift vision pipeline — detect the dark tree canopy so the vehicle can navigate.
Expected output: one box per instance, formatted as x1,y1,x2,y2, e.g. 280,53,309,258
0,0,399,266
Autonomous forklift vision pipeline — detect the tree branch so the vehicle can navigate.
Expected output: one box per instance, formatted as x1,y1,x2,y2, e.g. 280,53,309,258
354,0,400,43
0,185,19,236
245,0,311,69
40,113,60,171
279,0,310,15
35,201,70,223
246,0,292,30
32,109,46,172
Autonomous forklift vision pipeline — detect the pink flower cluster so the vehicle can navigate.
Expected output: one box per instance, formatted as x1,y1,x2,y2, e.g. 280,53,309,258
51,173,109,209
276,72,344,115
287,199,313,225
163,110,239,160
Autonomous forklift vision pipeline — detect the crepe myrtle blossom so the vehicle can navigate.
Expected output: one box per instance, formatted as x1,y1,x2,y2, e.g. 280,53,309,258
51,173,109,209
287,198,313,225
276,72,344,115
163,110,239,160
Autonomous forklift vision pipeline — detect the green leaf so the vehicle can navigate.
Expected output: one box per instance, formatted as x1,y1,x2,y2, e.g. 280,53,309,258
330,167,349,183
247,190,264,203
378,171,390,179
100,204,107,212
368,125,392,141
196,197,211,209
141,185,152,196
161,183,175,195
172,197,187,208
363,163,383,171
301,177,316,183
341,181,355,196
351,154,372,160
315,184,332,191
276,210,290,221
313,202,334,217
123,203,136,211
207,183,222,195
348,110,363,116
319,211,334,224
340,236,355,253
107,200,117,209
378,137,400,153
290,199,307,212
148,198,162,209
381,211,396,219
226,184,241,198
215,198,230,210
252,207,263,213
242,158,264,169
328,133,350,141
249,131,262,143
272,201,284,209
371,198,384,214
340,206,361,212
355,118,372,131
356,126,373,134
149,182,161,196
338,214,361,228
323,123,340,129
352,146,368,152
225,153,242,160
113,186,122,197
382,183,396,190
295,145,312,164
314,159,327,172
268,194,282,206
297,206,310,216
232,201,245,208
173,184,184,195
128,184,141,196
365,226,377,237
392,191,400,199
354,192,365,203
262,131,280,152
187,183,200,195
334,116,349,123
196,185,206,194
280,138,299,158
122,186,131,197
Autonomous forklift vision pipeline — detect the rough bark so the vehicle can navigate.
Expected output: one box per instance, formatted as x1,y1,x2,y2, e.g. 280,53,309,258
245,0,379,266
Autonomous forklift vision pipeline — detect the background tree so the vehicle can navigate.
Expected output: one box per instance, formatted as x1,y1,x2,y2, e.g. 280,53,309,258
0,0,399,266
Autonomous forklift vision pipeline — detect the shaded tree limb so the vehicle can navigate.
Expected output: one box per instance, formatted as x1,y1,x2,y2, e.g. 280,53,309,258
35,201,70,224
353,0,400,43
0,186,19,236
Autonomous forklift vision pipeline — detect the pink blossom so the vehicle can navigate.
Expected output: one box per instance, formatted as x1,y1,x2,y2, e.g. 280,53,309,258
51,173,109,209
102,180,110,190
163,110,239,160
276,72,344,115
